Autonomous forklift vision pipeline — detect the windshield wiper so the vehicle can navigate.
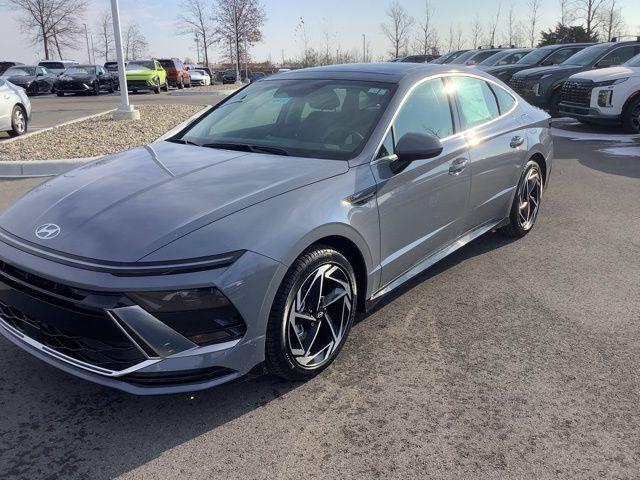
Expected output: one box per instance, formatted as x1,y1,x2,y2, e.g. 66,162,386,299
165,138,201,146
201,142,289,156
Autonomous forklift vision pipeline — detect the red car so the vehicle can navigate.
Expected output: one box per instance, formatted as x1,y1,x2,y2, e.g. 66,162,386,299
157,58,191,89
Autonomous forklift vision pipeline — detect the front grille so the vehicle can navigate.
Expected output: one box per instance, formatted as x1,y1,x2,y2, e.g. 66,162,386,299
0,300,146,371
127,80,152,89
58,81,88,91
561,80,593,106
0,262,145,372
509,77,529,96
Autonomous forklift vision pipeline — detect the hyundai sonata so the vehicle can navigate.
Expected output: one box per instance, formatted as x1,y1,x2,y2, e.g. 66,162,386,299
0,63,552,394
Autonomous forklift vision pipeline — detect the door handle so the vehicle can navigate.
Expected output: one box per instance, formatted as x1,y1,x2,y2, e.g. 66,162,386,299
448,157,468,175
510,136,525,148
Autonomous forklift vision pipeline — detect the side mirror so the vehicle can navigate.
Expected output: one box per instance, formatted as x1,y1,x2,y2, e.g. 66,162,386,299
595,62,610,69
396,132,443,162
36,72,43,77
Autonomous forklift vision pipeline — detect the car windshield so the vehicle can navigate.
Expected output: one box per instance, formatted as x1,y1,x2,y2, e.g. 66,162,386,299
562,43,612,66
624,53,640,66
158,60,174,68
224,69,236,75
517,47,559,65
191,70,205,75
466,50,499,65
2,67,35,76
40,62,64,69
449,50,477,64
127,61,154,70
179,79,396,160
65,66,96,75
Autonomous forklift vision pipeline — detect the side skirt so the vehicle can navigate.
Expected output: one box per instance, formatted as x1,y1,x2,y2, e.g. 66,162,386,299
365,219,503,311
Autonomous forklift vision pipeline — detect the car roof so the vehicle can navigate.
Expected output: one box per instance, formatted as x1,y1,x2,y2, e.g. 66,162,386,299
272,62,465,83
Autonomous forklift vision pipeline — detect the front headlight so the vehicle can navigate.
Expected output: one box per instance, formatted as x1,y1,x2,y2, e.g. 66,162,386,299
594,77,628,87
128,287,246,346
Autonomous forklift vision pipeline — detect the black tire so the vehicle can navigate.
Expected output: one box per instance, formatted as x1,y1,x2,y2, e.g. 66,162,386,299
500,159,544,238
178,76,184,89
108,81,115,93
92,82,100,96
185,80,191,88
56,91,65,97
265,246,357,381
622,97,640,133
8,105,27,137
548,90,562,118
28,83,38,96
162,81,169,92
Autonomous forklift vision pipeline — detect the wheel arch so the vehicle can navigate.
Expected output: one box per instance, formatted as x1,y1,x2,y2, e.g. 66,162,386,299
621,89,640,115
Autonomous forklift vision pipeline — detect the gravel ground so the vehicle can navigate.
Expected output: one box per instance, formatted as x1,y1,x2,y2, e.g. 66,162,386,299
0,104,205,161
185,84,241,93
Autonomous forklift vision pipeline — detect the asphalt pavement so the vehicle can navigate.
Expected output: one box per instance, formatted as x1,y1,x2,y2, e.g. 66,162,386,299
0,88,230,140
0,128,639,479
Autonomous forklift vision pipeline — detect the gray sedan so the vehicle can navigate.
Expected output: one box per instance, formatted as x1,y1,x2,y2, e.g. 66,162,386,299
0,63,552,394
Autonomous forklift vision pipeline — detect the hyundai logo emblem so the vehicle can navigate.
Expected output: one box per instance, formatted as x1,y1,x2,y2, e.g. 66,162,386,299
35,223,61,240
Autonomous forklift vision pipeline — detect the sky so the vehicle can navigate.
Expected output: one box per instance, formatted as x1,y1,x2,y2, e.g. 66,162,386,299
1,0,639,65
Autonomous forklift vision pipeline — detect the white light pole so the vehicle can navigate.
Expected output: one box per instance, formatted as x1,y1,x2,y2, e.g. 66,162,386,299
110,0,139,120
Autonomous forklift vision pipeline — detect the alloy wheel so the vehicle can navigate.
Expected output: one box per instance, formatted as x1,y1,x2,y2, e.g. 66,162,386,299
287,263,353,369
13,108,26,134
631,104,640,132
518,166,542,230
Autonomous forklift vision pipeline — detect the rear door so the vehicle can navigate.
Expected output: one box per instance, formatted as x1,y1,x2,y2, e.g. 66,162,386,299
451,76,527,229
373,77,471,286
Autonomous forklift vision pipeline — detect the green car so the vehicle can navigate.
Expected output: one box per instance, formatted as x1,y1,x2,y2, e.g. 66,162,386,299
125,59,168,94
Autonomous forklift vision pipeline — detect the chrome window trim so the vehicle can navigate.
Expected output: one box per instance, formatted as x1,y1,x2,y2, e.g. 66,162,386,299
371,71,519,162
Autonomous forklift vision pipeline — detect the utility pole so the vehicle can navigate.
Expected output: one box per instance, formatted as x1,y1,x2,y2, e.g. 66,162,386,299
110,0,139,120
84,24,91,63
243,30,249,82
233,3,241,85
362,34,366,62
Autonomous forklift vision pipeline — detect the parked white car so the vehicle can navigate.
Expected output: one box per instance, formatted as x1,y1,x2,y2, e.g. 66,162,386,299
559,53,640,132
37,60,78,77
189,69,211,86
0,79,31,137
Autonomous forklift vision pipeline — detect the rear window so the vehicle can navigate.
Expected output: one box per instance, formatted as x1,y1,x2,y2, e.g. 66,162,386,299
159,60,176,68
39,61,64,69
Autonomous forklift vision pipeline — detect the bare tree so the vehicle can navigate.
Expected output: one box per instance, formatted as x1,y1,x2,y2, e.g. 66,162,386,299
321,19,334,65
505,4,517,45
124,23,148,60
414,1,436,56
95,10,113,62
213,0,266,75
7,0,87,59
470,14,483,48
487,4,502,46
575,0,607,38
176,0,215,67
527,0,542,46
380,1,414,58
560,0,576,25
454,23,464,50
599,0,624,41
294,17,317,67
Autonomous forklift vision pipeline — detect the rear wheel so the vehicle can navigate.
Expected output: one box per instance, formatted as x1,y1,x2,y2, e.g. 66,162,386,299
500,159,543,238
265,246,357,381
92,82,100,95
108,81,115,93
178,76,184,89
56,91,65,97
8,105,27,137
622,97,640,133
162,80,169,92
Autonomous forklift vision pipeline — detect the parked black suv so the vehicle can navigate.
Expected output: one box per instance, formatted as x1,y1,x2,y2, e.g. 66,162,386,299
482,43,592,83
509,39,640,116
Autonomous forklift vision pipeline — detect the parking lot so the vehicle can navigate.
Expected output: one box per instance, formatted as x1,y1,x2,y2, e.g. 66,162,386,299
0,122,638,479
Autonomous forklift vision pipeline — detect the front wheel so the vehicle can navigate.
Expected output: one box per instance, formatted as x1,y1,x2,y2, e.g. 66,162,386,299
265,246,357,381
622,97,640,133
92,82,100,95
162,81,169,92
8,105,27,137
500,159,544,238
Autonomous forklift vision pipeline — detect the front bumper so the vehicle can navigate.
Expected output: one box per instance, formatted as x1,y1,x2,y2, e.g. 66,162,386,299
557,103,621,123
126,79,157,91
0,238,284,394
55,81,92,93
509,78,551,107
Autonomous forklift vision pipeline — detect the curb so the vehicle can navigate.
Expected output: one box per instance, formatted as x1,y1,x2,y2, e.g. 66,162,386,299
0,157,101,178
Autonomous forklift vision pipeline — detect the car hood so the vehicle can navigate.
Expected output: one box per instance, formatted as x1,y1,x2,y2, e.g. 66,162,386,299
126,70,155,78
514,64,582,79
570,66,639,81
59,73,95,81
0,141,348,263
4,75,35,84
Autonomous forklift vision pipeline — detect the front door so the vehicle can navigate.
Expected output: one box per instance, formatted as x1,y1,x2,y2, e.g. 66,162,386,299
372,77,471,287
